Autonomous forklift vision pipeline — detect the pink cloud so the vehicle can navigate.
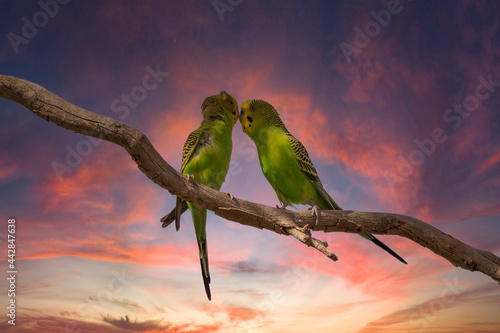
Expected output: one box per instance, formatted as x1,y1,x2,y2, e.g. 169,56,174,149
0,156,16,182
475,147,500,175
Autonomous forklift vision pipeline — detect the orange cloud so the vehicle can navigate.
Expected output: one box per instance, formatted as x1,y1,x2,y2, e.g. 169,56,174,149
204,304,263,323
475,147,500,175
21,237,198,268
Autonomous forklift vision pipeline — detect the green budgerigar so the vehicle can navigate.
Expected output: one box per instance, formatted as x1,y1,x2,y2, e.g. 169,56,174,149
160,91,239,300
239,99,406,264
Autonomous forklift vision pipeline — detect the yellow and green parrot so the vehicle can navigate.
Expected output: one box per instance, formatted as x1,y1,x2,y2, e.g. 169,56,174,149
161,91,239,300
239,99,406,264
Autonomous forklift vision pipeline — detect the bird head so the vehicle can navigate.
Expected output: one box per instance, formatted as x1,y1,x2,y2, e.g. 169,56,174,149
201,91,239,126
239,99,286,138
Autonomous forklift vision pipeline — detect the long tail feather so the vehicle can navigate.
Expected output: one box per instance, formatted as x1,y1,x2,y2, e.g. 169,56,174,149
160,198,188,229
362,233,407,264
324,192,406,264
174,197,185,231
198,239,211,300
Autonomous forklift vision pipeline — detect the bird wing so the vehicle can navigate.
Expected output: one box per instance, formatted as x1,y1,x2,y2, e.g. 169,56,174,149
286,132,341,210
173,126,205,230
285,133,406,264
181,126,204,173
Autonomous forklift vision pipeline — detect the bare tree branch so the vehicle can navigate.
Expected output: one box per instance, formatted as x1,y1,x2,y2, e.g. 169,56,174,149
1,74,499,283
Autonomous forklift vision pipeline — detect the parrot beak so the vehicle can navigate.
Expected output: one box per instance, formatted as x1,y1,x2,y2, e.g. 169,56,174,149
239,108,247,132
233,108,239,125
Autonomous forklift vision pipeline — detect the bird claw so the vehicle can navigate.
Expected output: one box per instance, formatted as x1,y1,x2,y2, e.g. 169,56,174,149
185,174,194,181
309,205,320,226
223,192,234,202
276,203,289,209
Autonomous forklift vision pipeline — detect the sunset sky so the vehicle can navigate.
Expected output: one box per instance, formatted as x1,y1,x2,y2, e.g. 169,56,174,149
1,0,500,332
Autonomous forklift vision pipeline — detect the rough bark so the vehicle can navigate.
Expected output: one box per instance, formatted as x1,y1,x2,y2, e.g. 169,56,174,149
1,74,499,283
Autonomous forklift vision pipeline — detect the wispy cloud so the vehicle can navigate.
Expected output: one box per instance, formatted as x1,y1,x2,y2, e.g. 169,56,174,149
357,282,500,333
103,315,173,332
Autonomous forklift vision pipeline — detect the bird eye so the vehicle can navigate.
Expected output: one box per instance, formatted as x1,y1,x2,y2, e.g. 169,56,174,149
251,106,255,111
230,101,233,105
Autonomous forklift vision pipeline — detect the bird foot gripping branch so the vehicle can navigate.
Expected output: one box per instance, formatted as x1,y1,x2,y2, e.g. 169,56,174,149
309,205,321,226
223,192,234,202
276,203,289,209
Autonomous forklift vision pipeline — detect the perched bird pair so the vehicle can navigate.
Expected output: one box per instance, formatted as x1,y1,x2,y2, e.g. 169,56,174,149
161,92,406,301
